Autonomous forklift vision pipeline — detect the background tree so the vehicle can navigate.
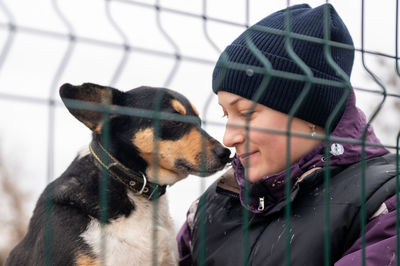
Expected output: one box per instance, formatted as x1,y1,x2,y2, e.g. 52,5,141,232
0,144,30,264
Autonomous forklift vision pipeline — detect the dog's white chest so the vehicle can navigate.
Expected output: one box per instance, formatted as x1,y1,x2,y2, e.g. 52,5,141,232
80,193,178,266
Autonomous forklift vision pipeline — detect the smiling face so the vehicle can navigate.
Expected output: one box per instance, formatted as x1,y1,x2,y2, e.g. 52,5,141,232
218,91,324,183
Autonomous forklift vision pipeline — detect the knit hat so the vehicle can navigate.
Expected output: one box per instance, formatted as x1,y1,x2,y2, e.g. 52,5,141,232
212,3,354,130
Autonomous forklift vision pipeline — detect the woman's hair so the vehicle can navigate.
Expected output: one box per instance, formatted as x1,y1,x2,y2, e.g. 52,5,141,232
212,3,354,131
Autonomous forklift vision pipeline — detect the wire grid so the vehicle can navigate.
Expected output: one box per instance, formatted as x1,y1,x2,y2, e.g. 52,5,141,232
0,0,399,266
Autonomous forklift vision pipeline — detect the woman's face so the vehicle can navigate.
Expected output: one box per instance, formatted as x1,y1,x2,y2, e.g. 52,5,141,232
218,91,323,183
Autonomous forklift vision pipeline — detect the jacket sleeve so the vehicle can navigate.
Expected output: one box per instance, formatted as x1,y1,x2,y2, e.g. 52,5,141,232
177,221,193,266
334,194,397,266
176,199,199,266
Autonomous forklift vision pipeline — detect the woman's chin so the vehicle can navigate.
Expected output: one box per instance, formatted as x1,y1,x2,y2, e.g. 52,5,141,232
245,166,278,183
246,170,265,183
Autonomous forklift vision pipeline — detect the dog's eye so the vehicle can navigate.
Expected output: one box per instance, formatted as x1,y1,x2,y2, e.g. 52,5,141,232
169,120,183,126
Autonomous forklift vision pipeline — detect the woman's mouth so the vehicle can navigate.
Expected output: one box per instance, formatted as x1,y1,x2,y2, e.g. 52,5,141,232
238,151,259,162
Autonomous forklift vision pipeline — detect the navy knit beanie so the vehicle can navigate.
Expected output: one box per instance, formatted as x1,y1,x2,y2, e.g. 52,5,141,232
212,3,354,130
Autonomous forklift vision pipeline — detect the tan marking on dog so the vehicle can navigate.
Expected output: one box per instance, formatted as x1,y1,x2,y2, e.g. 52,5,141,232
190,102,199,116
75,253,99,266
132,128,155,154
132,127,212,184
171,99,186,115
93,122,103,134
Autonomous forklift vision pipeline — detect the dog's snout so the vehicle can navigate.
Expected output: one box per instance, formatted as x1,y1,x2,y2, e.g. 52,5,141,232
212,146,231,164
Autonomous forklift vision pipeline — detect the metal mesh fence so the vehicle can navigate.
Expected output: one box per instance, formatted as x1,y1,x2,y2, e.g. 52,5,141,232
0,0,399,266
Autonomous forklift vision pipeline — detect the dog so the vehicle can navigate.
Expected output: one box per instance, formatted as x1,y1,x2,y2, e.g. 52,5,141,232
5,83,231,266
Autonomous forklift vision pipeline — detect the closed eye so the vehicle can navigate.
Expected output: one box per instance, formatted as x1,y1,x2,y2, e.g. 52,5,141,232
169,116,201,127
239,111,255,118
169,120,183,126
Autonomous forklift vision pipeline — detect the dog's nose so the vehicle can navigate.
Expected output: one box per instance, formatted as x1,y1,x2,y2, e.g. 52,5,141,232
212,146,231,164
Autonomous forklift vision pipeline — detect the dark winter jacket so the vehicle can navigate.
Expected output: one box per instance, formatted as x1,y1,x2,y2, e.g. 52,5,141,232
191,153,397,265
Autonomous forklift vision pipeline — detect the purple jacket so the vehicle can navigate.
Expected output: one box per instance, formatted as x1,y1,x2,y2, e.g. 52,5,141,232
177,91,394,265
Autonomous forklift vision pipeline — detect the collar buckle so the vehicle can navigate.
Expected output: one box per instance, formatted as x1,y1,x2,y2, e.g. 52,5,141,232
136,172,147,195
106,163,148,195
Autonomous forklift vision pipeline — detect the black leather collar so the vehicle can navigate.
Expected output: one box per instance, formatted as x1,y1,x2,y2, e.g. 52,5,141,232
89,140,167,200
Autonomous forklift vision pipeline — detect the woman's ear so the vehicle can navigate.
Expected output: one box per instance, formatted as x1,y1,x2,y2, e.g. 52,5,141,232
306,123,325,136
59,83,124,133
307,124,316,136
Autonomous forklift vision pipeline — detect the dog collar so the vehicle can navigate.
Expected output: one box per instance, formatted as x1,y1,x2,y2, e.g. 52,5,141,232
89,141,167,200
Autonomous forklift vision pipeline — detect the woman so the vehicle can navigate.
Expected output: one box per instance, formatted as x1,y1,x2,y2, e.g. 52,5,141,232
177,3,397,266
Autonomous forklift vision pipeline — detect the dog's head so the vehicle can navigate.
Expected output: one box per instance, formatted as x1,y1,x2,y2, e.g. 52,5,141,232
60,83,231,185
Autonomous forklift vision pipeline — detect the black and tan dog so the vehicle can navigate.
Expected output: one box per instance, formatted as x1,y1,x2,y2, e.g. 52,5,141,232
5,83,230,266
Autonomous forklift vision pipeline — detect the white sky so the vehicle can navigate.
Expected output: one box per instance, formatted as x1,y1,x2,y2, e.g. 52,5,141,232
0,0,399,232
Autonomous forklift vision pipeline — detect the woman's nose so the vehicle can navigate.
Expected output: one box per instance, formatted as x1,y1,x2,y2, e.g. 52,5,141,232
223,122,245,147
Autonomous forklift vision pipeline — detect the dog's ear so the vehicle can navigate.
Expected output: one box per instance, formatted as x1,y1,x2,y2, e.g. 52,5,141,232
60,83,123,133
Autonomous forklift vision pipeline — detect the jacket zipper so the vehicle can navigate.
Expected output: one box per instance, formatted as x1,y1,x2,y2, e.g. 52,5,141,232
258,197,265,211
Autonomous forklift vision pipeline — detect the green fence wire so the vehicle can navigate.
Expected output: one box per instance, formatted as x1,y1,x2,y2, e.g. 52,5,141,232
0,1,400,266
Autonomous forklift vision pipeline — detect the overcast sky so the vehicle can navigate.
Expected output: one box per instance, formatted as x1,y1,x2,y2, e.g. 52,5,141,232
0,0,399,230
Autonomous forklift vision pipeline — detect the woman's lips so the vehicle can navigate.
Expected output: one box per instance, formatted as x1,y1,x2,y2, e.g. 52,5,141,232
238,151,259,161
